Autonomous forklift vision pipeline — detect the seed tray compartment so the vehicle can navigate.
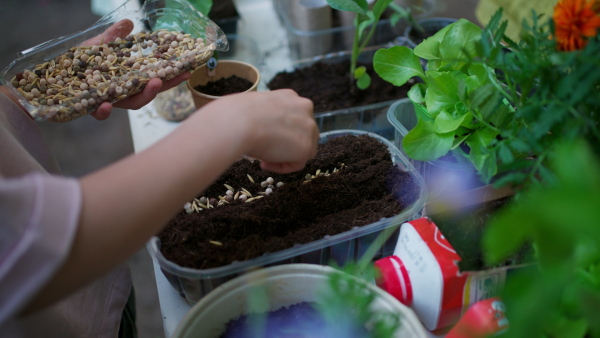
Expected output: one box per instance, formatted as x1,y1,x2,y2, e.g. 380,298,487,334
0,0,227,122
148,129,427,305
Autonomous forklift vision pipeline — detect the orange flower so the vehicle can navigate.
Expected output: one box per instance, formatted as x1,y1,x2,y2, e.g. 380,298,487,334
553,0,600,50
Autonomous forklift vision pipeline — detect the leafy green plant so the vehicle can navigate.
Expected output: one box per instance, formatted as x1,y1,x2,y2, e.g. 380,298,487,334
325,0,394,89
373,7,600,189
373,18,510,184
316,225,403,337
482,138,600,337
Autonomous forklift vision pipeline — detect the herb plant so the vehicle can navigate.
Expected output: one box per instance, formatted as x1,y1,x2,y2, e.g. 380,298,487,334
374,2,600,189
325,0,394,89
482,139,600,337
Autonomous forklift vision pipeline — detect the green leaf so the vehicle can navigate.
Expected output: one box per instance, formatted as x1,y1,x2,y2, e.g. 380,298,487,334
413,23,455,60
465,127,498,175
470,83,501,120
371,0,393,18
354,65,366,78
433,110,469,134
467,62,489,84
402,118,454,161
326,0,368,14
438,19,483,69
407,83,426,104
497,143,514,164
483,202,533,264
356,72,371,89
424,71,464,117
373,46,425,86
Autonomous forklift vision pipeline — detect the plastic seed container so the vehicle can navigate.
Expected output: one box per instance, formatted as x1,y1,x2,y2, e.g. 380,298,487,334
148,129,427,305
0,0,228,122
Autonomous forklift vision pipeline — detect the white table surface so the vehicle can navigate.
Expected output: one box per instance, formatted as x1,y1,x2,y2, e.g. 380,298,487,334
128,0,291,336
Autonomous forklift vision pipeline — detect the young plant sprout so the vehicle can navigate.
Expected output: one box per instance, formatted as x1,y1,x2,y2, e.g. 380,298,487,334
325,0,394,89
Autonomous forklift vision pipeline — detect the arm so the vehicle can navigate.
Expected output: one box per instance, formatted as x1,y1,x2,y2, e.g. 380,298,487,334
21,89,319,313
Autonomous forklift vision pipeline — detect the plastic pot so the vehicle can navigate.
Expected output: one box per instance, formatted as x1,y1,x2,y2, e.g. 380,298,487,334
171,263,429,338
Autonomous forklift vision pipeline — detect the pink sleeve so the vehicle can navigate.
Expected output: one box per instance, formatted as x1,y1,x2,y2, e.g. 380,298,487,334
0,173,81,323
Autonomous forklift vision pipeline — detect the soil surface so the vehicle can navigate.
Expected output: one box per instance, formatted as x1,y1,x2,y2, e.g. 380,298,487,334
221,302,368,338
267,59,413,114
158,134,421,270
193,75,253,96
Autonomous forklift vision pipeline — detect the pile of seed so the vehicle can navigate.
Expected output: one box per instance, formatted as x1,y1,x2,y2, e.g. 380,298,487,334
9,29,214,121
182,166,348,214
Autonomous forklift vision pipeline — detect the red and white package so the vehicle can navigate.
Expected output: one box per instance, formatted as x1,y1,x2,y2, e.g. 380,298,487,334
375,218,518,331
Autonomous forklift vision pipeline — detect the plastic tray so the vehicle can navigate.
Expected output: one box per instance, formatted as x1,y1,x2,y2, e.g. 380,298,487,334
0,0,227,122
265,45,409,140
148,129,427,305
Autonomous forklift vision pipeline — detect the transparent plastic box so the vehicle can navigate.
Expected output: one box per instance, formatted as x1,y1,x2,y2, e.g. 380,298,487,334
273,0,436,60
0,0,228,122
148,129,427,305
264,45,411,140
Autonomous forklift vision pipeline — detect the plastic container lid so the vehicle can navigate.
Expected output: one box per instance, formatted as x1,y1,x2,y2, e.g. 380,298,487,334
375,255,413,305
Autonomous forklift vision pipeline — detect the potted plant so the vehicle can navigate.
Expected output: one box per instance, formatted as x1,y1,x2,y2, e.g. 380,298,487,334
171,223,428,337
148,129,427,304
170,263,429,337
267,0,426,138
376,0,600,335
374,3,600,191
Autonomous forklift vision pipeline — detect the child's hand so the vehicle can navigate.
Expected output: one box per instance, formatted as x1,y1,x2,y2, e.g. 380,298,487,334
82,19,192,120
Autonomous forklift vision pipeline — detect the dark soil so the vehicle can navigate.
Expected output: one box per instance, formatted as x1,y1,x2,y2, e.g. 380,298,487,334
158,134,421,270
221,301,369,338
267,59,413,114
193,75,253,96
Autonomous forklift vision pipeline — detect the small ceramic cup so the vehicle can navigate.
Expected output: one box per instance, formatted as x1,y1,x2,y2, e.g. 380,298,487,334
186,60,260,109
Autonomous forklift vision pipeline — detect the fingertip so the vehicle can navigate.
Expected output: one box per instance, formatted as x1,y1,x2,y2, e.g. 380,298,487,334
91,102,112,120
260,161,306,174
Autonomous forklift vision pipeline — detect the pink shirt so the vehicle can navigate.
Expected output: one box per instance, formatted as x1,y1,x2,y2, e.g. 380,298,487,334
0,91,132,337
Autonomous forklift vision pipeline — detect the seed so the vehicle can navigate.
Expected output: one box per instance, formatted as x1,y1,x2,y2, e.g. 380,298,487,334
260,181,268,188
239,194,247,202
247,174,255,184
276,182,284,188
241,188,252,197
209,240,223,246
265,188,273,195
224,184,234,191
225,190,234,196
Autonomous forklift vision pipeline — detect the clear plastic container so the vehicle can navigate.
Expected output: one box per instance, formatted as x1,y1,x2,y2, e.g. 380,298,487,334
273,0,437,60
0,0,228,122
265,45,409,140
148,129,428,305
